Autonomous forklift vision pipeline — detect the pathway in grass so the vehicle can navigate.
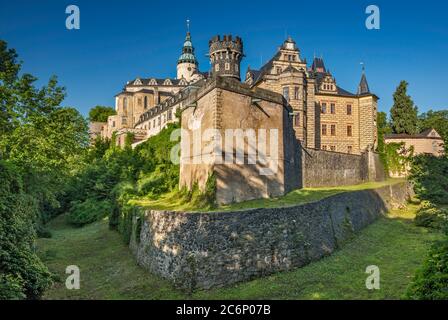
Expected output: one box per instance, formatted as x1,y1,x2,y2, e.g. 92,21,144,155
37,204,441,300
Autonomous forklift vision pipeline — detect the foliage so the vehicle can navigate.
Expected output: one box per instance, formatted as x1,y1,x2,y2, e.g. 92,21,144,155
376,111,392,172
418,109,448,153
0,39,89,225
383,142,413,176
406,238,448,300
414,201,448,230
88,105,116,122
410,155,448,204
390,80,419,135
0,161,52,299
67,198,112,227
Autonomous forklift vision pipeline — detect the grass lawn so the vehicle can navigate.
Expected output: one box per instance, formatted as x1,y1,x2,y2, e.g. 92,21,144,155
131,178,406,212
37,203,441,300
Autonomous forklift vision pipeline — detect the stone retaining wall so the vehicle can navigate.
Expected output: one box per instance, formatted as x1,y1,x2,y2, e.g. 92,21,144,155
130,182,411,290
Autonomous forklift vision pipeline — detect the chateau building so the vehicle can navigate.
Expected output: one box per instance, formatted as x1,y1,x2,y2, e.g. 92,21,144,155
92,31,378,155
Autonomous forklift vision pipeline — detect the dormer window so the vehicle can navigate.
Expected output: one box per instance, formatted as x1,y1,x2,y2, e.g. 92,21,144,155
149,79,157,86
163,79,172,86
134,78,142,85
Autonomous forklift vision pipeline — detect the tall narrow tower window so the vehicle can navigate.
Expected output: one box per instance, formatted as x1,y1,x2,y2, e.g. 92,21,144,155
123,98,127,112
283,87,290,102
144,96,148,109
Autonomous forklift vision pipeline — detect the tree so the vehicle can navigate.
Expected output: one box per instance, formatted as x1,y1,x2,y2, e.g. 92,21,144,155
88,105,116,122
418,109,448,153
390,81,418,134
376,111,392,153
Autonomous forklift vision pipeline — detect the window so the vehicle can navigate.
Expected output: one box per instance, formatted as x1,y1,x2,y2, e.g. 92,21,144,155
112,121,116,127
283,87,290,102
148,121,151,129
294,113,300,127
330,103,335,114
144,96,148,109
347,146,353,154
322,124,327,136
276,67,282,74
138,98,142,106
322,145,327,151
158,116,161,126
168,110,172,120
330,146,336,151
321,103,327,114
153,119,156,127
331,124,336,136
294,87,300,100
123,98,127,112
347,104,352,115
215,64,220,72
225,63,230,70
347,125,352,137
122,117,127,125
235,64,239,72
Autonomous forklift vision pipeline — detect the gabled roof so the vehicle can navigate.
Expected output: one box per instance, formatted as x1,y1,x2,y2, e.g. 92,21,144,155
385,128,443,140
281,64,300,74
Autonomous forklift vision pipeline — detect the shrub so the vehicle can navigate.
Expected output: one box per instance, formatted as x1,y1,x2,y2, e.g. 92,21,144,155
414,202,448,230
406,238,448,300
410,155,448,204
0,161,52,299
67,198,112,227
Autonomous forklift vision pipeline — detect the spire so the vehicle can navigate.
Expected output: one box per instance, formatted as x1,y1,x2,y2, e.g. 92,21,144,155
177,21,198,66
311,57,326,73
357,63,370,95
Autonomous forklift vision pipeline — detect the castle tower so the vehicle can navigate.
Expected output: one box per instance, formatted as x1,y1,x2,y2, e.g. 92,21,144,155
177,29,199,82
209,35,243,80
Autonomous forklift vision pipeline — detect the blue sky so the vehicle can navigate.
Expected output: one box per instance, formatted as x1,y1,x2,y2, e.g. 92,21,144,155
0,0,447,117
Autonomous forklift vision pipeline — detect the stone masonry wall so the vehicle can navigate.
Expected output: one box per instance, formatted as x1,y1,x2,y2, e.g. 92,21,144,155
300,147,384,188
130,182,411,290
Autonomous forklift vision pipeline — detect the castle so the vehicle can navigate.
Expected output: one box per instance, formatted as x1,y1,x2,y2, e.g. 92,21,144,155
90,30,382,204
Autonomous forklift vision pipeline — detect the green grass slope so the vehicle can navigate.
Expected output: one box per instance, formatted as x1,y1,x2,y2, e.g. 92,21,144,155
37,204,441,300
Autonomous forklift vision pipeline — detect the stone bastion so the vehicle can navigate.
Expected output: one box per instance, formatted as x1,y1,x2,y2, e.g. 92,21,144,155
130,181,412,291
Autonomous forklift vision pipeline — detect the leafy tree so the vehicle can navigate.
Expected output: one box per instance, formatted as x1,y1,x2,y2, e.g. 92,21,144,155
418,109,448,152
0,161,52,299
410,155,448,204
390,81,419,134
88,105,116,122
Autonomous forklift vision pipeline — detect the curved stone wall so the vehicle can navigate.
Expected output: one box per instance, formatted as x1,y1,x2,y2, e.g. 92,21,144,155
130,182,411,290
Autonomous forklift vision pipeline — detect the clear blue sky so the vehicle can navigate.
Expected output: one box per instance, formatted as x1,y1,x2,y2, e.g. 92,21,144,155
0,0,447,117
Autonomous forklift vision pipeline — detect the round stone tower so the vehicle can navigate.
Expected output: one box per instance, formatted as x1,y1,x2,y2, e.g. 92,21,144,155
209,35,243,80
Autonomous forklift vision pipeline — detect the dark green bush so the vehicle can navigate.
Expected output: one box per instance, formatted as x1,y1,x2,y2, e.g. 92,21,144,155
406,238,448,300
410,155,448,204
0,161,52,299
67,198,112,227
414,201,448,229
